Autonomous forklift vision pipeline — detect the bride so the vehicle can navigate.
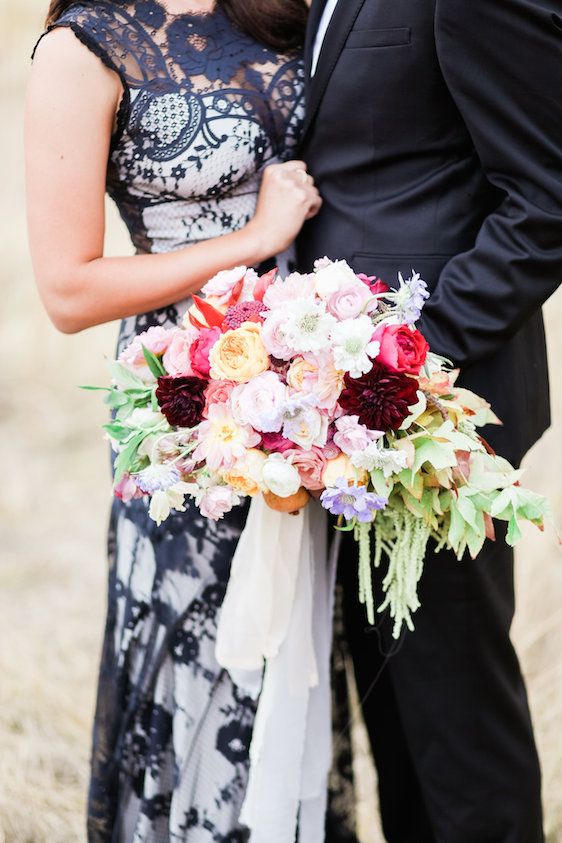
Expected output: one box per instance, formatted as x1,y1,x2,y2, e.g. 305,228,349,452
25,1,322,839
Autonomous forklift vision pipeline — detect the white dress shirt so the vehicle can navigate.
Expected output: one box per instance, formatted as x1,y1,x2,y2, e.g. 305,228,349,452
311,0,339,76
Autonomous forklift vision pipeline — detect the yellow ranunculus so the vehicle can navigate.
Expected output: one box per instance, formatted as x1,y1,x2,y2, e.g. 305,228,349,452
209,322,269,383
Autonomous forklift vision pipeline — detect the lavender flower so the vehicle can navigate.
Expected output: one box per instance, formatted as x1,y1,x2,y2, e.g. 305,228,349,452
393,271,429,325
320,477,387,523
136,464,181,494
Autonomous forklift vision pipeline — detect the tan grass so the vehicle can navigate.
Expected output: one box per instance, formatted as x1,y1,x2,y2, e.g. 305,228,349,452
0,4,561,841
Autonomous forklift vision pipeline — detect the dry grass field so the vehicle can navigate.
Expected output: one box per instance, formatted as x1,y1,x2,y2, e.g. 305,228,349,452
0,3,561,841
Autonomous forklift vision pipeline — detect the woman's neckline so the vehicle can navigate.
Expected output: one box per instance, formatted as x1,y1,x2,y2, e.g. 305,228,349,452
151,0,218,18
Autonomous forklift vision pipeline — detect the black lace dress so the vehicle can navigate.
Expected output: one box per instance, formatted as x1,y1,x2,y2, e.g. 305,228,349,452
35,3,308,841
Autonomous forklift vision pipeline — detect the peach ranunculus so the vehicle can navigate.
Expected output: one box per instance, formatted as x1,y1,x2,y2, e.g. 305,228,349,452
222,449,267,496
322,453,368,487
203,379,237,417
287,351,345,412
287,357,317,392
209,322,269,383
284,447,327,491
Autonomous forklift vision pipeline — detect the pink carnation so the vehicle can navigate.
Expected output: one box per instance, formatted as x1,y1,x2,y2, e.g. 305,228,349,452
263,272,316,310
203,379,237,417
284,447,327,491
190,327,221,378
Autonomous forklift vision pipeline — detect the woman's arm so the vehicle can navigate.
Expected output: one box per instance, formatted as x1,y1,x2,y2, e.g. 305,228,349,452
26,28,320,334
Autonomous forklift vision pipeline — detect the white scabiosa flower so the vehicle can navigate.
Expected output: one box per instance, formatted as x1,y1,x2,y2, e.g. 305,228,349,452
331,315,380,378
351,443,409,477
282,298,337,354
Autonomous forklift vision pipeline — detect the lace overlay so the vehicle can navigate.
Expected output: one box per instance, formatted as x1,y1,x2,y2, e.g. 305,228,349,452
35,3,308,841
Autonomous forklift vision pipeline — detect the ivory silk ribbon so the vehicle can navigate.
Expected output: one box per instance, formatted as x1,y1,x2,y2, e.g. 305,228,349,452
215,495,339,842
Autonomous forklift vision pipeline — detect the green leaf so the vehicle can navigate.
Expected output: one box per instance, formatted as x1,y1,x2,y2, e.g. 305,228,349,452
108,360,150,390
113,431,147,484
105,390,130,409
142,345,166,379
79,385,111,392
506,515,523,546
412,437,457,473
370,469,392,498
103,422,133,443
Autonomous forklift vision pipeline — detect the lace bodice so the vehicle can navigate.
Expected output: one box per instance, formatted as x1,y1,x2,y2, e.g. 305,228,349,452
37,0,305,255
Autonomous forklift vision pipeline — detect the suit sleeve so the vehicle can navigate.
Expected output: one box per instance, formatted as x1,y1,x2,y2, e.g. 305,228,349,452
417,0,562,367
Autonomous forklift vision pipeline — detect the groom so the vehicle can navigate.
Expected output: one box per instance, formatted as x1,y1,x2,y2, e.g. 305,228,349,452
298,1,562,841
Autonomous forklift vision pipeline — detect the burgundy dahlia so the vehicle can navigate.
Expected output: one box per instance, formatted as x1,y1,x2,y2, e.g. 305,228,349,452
339,362,419,432
156,376,207,428
223,300,268,330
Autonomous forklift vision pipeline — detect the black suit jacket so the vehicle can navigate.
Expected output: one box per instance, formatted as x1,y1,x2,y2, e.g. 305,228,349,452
297,0,562,466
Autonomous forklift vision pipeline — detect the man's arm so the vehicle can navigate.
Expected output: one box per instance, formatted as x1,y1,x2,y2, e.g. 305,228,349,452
418,0,562,367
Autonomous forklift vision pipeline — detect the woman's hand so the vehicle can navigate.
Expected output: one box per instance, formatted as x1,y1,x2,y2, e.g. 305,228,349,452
247,161,322,260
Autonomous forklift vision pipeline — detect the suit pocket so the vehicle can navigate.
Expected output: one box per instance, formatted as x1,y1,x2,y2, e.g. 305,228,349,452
346,27,411,49
351,253,454,292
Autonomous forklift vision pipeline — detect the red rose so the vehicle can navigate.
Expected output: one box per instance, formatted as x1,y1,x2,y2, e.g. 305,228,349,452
374,323,429,375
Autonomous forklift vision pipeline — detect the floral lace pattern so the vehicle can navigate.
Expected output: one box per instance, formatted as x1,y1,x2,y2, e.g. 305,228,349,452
35,3,306,841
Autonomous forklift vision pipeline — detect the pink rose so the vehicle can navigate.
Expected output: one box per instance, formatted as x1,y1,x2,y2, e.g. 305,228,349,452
333,415,383,456
327,283,376,320
357,274,390,296
230,371,286,433
163,327,199,377
284,447,327,491
199,486,239,520
190,327,221,378
203,379,237,417
120,326,178,374
260,431,294,453
374,323,429,375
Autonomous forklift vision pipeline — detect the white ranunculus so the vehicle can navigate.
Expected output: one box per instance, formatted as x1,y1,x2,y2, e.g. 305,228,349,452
262,454,301,498
314,259,362,299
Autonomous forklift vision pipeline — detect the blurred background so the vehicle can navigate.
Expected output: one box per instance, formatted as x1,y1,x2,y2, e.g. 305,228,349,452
1,2,561,841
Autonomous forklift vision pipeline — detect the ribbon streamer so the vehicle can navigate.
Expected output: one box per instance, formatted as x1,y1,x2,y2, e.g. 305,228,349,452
215,495,338,842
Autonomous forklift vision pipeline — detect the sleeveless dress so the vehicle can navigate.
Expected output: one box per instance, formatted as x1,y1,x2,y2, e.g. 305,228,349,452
36,4,306,841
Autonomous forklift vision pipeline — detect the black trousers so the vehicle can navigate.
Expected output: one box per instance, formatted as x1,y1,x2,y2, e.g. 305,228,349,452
338,530,544,843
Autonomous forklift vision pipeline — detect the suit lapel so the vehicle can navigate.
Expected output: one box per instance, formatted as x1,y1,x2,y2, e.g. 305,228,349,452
302,0,368,142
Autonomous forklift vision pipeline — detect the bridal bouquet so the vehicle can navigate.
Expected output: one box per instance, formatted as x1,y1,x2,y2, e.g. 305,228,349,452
88,259,550,636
